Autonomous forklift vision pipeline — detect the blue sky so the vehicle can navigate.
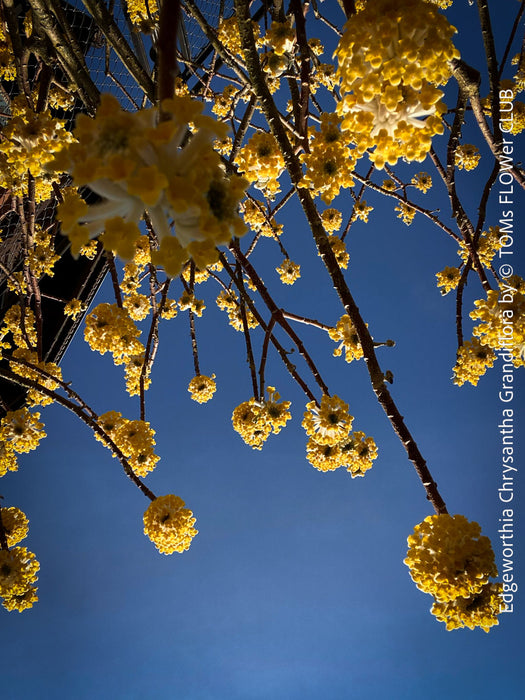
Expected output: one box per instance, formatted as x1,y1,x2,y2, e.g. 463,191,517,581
1,1,525,699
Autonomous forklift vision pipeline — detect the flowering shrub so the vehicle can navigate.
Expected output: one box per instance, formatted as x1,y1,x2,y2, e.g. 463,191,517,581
0,0,521,635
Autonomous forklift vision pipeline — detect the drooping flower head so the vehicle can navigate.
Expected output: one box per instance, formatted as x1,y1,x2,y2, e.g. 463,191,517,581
143,495,198,554
52,93,247,275
404,514,498,602
335,0,460,168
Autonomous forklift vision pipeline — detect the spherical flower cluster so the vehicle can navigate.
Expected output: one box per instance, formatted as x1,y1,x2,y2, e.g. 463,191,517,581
123,292,151,321
276,258,301,285
232,388,291,450
178,292,206,317
96,411,160,476
405,514,500,631
335,0,459,168
64,298,86,320
312,63,338,92
395,202,416,225
436,266,461,295
0,304,38,350
405,514,498,601
454,144,480,171
339,431,378,477
328,315,364,363
353,200,373,223
188,374,217,403
241,199,283,237
0,96,75,201
470,276,525,368
27,226,60,279
321,208,343,233
0,547,39,611
302,394,353,447
300,114,356,203
0,507,29,547
123,352,151,397
235,131,285,198
411,172,433,193
212,85,239,118
143,495,198,554
327,235,349,269
9,348,63,407
216,290,258,332
458,227,502,268
453,338,496,386
84,303,143,365
52,93,247,275
0,408,46,454
263,18,295,56
305,430,378,476
217,16,261,60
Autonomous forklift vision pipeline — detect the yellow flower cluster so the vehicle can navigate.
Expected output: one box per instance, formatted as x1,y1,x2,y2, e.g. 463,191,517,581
328,315,364,363
0,20,16,81
276,258,301,285
263,18,295,56
300,114,356,204
64,298,86,320
216,290,258,332
217,16,261,60
52,93,247,275
0,546,39,612
96,411,159,477
306,430,378,476
0,507,29,547
469,276,525,368
188,374,217,403
84,303,143,364
143,495,198,554
335,0,459,168
179,292,206,317
436,266,460,295
27,226,60,279
395,202,416,225
453,338,496,386
0,96,74,201
411,172,433,193
454,144,480,171
0,506,38,612
124,0,159,28
302,394,353,447
235,131,285,198
212,85,239,118
232,387,291,450
405,514,500,631
9,348,63,407
458,227,502,268
353,200,373,223
321,208,343,233
0,304,37,350
328,235,349,269
0,408,46,457
311,63,338,92
241,199,283,238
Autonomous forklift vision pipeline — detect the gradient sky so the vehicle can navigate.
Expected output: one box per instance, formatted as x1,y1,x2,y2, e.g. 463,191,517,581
2,1,524,699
